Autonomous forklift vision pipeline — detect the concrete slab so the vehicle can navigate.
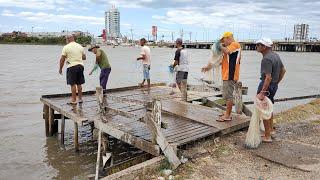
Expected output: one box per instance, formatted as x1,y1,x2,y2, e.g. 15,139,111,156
252,140,320,172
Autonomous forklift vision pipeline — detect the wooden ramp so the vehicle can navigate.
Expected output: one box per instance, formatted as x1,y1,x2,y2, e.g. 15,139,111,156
40,84,249,168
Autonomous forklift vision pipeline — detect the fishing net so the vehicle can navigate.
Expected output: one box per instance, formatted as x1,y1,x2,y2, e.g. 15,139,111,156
245,96,273,148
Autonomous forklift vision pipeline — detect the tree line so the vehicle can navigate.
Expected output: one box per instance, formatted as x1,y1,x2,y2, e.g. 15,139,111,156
0,35,92,45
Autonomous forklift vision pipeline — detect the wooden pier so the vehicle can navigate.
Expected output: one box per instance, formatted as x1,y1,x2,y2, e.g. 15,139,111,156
40,83,250,176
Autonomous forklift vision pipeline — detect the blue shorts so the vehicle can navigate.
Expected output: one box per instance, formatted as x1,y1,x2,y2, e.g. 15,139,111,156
257,81,278,104
143,64,150,80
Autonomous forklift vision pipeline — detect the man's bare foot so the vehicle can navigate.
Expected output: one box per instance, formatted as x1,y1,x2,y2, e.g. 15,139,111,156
139,83,144,88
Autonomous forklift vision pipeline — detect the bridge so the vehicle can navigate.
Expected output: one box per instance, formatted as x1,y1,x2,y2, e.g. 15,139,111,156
164,41,320,52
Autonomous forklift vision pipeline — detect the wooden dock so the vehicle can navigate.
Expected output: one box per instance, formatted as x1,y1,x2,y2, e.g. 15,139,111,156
40,83,250,175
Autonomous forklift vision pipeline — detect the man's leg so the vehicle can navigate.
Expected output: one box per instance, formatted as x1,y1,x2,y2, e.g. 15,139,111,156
225,99,233,118
270,113,275,133
139,79,145,87
77,85,83,101
70,85,77,102
219,80,234,120
263,119,272,141
147,79,150,88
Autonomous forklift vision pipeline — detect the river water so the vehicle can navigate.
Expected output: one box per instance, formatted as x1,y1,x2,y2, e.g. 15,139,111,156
0,45,319,179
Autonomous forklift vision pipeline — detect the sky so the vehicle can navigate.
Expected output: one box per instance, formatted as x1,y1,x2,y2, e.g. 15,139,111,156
0,0,319,41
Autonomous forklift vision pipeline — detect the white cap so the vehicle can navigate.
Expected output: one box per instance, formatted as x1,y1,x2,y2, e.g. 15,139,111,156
256,38,273,47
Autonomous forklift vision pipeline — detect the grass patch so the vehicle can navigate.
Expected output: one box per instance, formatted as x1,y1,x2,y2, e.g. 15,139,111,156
274,99,320,124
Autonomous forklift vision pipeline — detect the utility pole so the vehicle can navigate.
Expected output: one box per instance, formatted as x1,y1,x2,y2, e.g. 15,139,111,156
189,32,192,42
130,28,133,44
180,28,184,39
171,32,174,42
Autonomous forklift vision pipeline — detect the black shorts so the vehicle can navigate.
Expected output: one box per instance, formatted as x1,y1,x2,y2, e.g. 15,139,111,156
66,64,85,85
176,71,188,84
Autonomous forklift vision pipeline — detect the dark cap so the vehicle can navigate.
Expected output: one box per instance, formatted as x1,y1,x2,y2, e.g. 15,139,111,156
176,38,183,44
88,44,100,51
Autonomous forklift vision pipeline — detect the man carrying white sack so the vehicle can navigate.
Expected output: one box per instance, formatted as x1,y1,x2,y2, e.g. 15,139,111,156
256,38,286,142
201,40,223,87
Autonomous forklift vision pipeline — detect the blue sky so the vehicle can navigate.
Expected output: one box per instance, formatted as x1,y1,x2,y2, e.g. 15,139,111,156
0,0,319,41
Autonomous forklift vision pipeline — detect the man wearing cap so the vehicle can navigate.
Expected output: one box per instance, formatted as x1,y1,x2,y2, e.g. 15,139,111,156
59,35,86,105
256,38,286,142
217,32,241,122
88,45,111,91
137,38,151,89
172,38,189,91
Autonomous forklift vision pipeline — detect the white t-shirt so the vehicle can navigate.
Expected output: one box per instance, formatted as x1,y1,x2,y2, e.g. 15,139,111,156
174,48,189,72
61,42,84,68
139,45,151,65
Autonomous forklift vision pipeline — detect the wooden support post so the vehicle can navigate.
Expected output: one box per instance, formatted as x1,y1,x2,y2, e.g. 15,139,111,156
234,82,243,114
95,130,102,180
48,107,54,136
145,99,181,169
181,80,187,102
61,115,65,145
43,104,49,137
96,87,107,118
74,122,79,151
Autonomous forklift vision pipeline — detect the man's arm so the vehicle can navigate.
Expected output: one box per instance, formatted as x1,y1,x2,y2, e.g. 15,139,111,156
220,46,231,55
172,60,179,68
277,67,286,84
59,55,66,75
201,55,214,72
137,54,146,60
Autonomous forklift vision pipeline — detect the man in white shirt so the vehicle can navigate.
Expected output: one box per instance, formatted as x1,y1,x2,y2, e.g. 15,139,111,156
136,38,151,89
172,38,189,91
59,35,86,105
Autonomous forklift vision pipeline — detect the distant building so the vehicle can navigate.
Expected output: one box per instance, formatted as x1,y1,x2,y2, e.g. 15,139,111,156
105,6,120,39
293,24,309,41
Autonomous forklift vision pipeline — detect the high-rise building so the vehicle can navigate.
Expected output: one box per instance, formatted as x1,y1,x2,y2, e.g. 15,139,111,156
105,6,120,39
293,24,309,41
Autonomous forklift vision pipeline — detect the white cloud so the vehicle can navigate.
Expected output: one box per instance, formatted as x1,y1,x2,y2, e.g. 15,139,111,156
0,0,56,10
1,10,104,25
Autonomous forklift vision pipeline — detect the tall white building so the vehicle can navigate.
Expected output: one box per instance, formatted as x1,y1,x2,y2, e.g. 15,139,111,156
105,6,120,39
293,24,309,41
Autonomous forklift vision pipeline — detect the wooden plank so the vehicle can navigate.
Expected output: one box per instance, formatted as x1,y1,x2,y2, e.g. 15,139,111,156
161,100,250,132
74,122,79,151
173,129,218,145
166,126,213,141
40,83,166,99
94,120,160,156
181,80,188,101
95,130,102,180
40,99,88,124
167,127,216,143
43,104,49,137
61,115,65,145
145,100,181,169
48,107,54,136
101,156,166,180
242,104,252,117
234,81,243,114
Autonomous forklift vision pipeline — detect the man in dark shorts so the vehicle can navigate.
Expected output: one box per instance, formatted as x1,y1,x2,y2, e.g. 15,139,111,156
59,35,86,105
256,38,286,142
172,38,189,91
88,45,112,91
